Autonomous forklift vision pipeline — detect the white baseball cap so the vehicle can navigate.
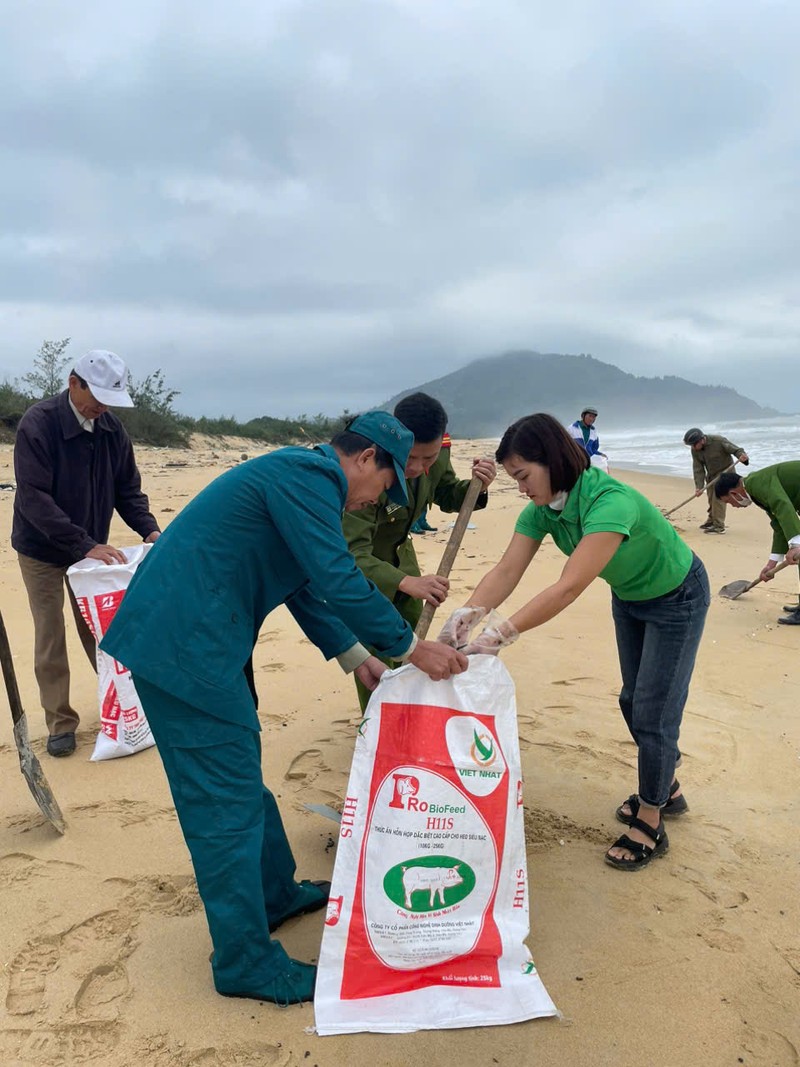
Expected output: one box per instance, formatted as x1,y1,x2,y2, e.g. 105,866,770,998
73,350,134,407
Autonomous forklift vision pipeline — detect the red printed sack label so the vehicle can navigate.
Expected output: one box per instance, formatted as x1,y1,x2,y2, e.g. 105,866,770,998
340,702,508,999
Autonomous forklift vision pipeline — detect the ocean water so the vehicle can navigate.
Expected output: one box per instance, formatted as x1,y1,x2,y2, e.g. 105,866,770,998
600,416,800,479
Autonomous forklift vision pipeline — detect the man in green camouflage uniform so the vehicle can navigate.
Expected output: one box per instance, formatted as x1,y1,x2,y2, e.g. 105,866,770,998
343,393,496,709
716,462,800,624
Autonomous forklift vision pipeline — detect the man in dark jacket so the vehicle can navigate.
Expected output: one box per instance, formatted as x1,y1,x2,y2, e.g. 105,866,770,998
12,349,160,756
343,393,496,709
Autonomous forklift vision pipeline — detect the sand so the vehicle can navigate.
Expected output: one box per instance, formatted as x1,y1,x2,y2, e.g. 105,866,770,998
0,437,797,1067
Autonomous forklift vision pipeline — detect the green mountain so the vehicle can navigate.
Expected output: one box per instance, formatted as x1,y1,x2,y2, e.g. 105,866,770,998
386,351,778,437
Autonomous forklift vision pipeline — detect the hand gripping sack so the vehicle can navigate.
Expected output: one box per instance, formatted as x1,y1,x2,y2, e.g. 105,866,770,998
67,545,155,761
314,655,557,1034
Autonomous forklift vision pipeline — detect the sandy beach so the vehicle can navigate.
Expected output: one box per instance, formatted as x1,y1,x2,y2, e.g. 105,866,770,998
0,437,797,1067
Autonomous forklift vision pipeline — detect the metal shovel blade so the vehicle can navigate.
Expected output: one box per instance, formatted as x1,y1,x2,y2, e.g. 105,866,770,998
0,611,66,834
718,579,752,600
303,802,343,824
718,558,792,602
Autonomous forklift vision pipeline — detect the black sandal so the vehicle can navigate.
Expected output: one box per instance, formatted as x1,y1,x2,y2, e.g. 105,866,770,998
605,817,669,871
615,779,688,824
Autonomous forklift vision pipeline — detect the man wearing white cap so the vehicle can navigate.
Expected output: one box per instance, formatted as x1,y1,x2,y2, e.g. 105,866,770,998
12,350,161,757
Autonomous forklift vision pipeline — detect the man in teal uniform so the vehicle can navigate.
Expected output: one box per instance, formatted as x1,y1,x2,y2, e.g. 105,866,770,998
343,393,496,709
101,412,467,1005
716,462,800,623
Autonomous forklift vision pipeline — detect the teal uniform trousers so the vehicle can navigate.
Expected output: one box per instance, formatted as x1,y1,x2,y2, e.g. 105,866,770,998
133,675,300,994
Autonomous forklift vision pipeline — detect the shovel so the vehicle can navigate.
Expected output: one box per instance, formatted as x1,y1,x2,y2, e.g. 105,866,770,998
663,462,738,519
415,475,485,640
718,558,793,601
0,611,66,834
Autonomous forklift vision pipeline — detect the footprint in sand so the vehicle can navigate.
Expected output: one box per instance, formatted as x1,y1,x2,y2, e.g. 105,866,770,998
74,963,129,1020
3,872,206,1059
140,1034,301,1067
71,798,175,829
111,873,201,918
0,1023,120,1064
4,937,60,1015
672,864,749,909
6,908,135,1019
698,924,745,953
284,748,328,782
0,853,83,890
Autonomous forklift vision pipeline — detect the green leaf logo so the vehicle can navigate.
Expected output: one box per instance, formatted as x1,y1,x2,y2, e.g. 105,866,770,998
470,729,497,766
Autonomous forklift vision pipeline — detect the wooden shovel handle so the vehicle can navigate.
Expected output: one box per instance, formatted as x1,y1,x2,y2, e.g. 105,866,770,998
415,476,485,640
663,462,738,519
744,557,794,593
0,611,25,728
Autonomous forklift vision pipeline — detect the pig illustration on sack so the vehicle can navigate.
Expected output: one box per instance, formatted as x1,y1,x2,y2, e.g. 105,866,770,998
401,864,463,909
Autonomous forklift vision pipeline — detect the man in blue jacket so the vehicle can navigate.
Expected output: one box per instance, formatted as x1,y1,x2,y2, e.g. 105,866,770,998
567,407,608,472
12,350,160,757
101,411,468,1006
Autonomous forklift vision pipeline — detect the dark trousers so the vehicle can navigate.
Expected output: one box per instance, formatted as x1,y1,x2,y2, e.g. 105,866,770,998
132,674,299,995
611,555,710,808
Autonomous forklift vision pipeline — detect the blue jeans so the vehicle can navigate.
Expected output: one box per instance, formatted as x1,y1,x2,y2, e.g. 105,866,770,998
611,555,709,809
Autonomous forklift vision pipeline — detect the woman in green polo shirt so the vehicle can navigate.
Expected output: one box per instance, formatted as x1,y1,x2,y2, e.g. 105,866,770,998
442,414,709,871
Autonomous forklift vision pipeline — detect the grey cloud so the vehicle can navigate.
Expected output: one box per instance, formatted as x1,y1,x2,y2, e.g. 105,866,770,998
1,0,799,414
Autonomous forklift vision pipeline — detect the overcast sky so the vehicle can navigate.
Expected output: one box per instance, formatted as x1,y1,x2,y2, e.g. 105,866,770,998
2,0,799,419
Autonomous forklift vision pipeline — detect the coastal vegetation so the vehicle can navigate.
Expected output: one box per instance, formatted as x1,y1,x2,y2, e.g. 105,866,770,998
0,340,349,447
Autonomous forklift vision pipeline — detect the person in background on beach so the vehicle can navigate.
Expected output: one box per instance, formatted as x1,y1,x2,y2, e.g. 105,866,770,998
683,428,749,535
568,406,608,473
11,350,160,758
344,394,496,710
100,412,468,1007
716,462,800,625
439,413,709,871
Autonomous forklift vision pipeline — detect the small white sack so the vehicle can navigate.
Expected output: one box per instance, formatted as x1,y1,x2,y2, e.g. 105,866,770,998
314,655,557,1035
67,545,155,761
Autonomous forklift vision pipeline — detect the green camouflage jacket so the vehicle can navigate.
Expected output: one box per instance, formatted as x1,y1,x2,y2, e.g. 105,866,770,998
343,447,488,628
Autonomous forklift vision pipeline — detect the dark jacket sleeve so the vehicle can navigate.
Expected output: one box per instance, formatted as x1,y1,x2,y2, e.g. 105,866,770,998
13,419,96,560
113,433,160,540
692,451,706,491
718,437,746,459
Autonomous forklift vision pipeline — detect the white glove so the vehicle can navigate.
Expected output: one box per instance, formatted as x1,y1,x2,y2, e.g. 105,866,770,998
437,606,488,649
463,618,520,656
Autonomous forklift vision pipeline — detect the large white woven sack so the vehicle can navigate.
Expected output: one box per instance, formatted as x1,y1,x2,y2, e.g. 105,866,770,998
67,545,155,761
314,655,557,1035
